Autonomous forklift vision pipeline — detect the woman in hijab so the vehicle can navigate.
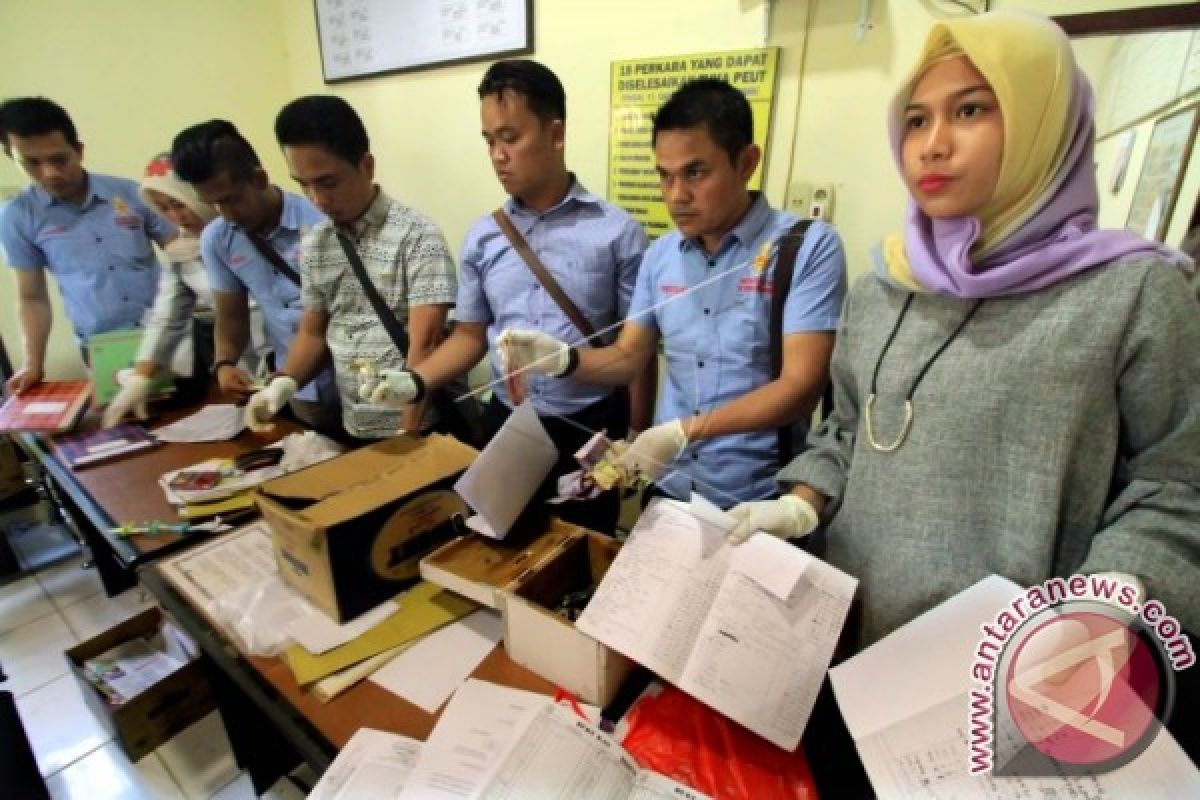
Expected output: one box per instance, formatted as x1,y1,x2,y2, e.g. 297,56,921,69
728,10,1199,651
103,153,218,426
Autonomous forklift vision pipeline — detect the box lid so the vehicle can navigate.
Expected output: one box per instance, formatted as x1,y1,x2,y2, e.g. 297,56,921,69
419,518,584,608
257,434,477,528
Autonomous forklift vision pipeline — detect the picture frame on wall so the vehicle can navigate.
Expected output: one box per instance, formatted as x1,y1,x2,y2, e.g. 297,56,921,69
314,0,533,84
1125,102,1200,241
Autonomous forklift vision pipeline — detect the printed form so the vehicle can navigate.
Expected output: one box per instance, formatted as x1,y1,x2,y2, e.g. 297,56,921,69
308,727,422,800
577,498,857,750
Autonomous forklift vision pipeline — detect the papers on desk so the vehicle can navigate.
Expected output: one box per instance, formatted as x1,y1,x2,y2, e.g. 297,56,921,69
286,599,400,656
398,680,707,800
370,609,503,713
576,497,857,751
308,728,422,800
454,401,556,539
830,575,1200,798
152,404,245,442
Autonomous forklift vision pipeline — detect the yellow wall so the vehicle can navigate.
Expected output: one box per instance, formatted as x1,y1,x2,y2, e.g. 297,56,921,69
1,0,1192,380
0,0,293,379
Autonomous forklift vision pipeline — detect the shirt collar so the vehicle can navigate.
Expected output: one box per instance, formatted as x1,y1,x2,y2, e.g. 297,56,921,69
33,171,111,210
504,173,599,219
343,186,389,239
678,191,771,254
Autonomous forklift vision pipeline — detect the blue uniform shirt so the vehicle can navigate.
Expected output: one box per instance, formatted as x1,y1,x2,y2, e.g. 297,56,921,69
200,190,335,404
456,179,646,416
0,172,175,341
627,194,847,507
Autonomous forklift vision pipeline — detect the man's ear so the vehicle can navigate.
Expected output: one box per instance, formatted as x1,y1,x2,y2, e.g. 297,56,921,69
360,152,375,181
736,143,761,183
252,166,270,190
550,118,566,154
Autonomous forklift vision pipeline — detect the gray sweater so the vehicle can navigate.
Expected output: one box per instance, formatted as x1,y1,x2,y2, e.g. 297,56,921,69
779,257,1200,650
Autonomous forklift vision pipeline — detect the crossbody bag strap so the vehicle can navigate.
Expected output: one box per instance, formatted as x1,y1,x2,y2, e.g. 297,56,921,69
770,218,815,466
335,231,410,356
245,230,303,287
492,209,600,345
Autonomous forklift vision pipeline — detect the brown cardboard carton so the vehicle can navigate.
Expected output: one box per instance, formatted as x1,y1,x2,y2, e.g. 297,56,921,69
256,434,475,623
65,607,213,762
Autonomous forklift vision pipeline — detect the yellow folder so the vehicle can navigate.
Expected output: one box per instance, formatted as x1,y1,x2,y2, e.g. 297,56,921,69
284,581,478,685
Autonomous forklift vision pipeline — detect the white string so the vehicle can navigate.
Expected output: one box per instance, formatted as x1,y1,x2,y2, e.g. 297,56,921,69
450,252,789,510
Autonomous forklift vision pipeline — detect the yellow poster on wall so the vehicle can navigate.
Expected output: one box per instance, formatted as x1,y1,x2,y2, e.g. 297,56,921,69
608,47,779,238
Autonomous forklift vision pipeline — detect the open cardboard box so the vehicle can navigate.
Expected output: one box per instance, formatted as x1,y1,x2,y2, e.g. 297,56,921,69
420,517,634,706
64,607,213,762
256,433,476,623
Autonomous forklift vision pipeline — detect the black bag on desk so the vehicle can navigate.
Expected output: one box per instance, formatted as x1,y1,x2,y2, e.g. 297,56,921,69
334,232,482,446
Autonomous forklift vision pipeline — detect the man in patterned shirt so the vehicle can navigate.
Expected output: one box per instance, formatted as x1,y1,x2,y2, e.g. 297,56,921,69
243,96,457,440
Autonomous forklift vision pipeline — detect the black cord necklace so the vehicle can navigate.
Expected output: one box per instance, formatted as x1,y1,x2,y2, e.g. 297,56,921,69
864,293,985,452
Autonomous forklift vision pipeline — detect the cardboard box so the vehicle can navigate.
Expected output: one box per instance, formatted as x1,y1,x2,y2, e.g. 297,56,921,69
502,528,634,707
65,607,214,762
420,518,634,706
419,517,581,609
257,434,476,623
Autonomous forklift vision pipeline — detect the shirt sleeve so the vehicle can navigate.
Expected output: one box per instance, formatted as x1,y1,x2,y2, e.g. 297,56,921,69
137,262,192,365
783,221,847,334
200,224,243,294
626,237,663,333
614,216,648,320
0,202,45,270
453,224,492,324
1079,263,1200,634
403,216,458,308
299,229,329,313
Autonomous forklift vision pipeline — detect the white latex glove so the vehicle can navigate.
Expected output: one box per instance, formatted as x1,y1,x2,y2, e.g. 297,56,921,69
615,419,688,482
365,369,424,408
102,374,152,428
244,376,297,432
727,494,819,545
496,329,572,377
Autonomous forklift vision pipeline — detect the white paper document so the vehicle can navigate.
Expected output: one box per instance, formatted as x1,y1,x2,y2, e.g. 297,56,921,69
308,728,422,800
158,522,279,608
84,639,184,704
397,679,551,800
830,575,1200,798
285,599,400,656
477,703,711,800
153,404,245,442
576,498,857,750
24,401,66,414
454,401,556,538
370,609,503,713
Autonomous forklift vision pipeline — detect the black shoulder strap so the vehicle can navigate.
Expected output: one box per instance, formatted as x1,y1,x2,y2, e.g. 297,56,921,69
335,231,410,356
245,231,302,287
770,218,814,466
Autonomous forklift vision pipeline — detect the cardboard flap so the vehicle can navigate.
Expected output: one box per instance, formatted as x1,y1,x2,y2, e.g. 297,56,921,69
258,434,477,527
422,518,584,596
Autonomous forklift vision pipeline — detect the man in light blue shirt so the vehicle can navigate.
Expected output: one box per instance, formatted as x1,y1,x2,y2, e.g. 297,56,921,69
365,60,651,534
0,97,175,392
172,119,339,432
501,79,847,508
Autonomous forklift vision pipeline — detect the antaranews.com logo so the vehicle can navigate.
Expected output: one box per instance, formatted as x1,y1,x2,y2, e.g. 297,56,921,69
968,574,1194,777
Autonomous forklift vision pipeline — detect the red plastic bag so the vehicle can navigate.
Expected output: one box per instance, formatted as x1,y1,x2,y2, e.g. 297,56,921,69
621,686,819,800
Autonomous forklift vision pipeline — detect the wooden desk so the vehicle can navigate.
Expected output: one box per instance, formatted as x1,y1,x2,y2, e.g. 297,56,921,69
14,399,297,593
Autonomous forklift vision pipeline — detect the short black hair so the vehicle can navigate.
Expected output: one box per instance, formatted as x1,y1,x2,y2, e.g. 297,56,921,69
171,120,261,185
0,97,80,149
478,60,566,123
275,96,369,165
652,79,753,164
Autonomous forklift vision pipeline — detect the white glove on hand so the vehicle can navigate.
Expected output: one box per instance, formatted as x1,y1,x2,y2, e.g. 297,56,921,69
365,369,424,408
615,419,688,482
244,376,297,432
496,329,572,377
727,494,819,545
102,374,152,428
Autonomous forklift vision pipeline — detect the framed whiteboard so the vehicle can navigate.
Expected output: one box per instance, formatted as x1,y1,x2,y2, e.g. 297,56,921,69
315,0,533,83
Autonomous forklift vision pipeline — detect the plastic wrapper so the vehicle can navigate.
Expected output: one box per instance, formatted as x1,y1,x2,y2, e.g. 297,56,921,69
205,574,310,657
621,686,819,800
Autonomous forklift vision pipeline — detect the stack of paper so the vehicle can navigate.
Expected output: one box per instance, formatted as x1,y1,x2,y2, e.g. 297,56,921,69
308,728,422,800
83,638,184,706
576,497,857,750
153,404,245,443
830,575,1200,798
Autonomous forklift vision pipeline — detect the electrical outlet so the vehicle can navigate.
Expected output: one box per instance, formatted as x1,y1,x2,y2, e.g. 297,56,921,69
785,181,811,214
809,184,835,221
